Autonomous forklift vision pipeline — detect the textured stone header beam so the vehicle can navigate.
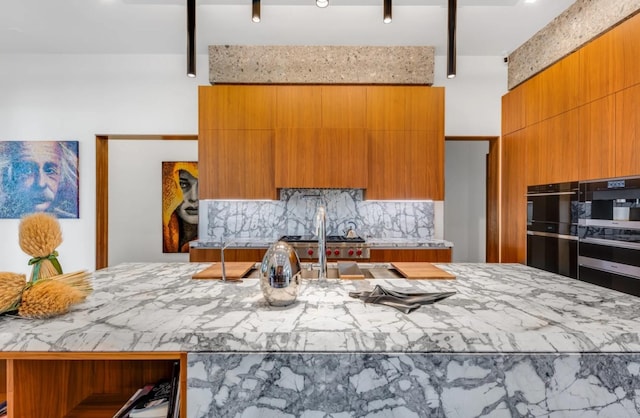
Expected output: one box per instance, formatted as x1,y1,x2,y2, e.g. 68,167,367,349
508,0,640,90
209,45,435,85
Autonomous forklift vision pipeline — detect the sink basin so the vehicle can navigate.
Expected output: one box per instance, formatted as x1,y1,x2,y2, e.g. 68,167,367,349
242,263,403,279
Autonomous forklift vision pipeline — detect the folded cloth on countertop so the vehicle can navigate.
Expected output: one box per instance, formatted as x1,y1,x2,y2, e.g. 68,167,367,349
348,285,456,314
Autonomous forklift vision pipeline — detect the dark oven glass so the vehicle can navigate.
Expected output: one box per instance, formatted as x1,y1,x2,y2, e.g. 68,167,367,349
527,234,578,278
527,182,579,229
579,266,640,297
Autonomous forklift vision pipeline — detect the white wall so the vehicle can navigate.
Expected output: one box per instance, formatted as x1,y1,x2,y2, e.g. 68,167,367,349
435,55,507,261
444,141,489,262
0,53,506,274
108,140,198,265
0,53,209,275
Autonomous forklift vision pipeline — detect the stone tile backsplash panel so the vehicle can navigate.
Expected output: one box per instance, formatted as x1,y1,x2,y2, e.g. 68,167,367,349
199,189,435,244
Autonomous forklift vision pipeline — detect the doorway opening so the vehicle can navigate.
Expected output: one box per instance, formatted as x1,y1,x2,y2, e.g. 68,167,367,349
444,136,499,262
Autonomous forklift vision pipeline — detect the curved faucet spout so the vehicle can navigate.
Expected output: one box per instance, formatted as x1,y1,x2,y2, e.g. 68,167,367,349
315,206,327,280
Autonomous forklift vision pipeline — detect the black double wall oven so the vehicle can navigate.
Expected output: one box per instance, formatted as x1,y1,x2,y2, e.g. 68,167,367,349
526,182,579,279
578,177,640,297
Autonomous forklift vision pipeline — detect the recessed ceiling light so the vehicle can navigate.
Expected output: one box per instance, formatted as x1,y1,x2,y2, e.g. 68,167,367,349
317,0,329,8
524,0,536,3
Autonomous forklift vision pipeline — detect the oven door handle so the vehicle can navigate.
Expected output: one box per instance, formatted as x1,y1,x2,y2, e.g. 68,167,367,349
527,231,578,240
579,256,640,279
579,237,640,251
526,191,577,197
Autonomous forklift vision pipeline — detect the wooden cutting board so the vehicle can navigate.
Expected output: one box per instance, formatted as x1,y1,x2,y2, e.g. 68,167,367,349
390,262,456,280
192,262,255,280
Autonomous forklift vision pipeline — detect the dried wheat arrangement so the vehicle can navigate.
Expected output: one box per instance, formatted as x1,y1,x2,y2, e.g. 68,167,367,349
0,270,92,319
19,213,64,282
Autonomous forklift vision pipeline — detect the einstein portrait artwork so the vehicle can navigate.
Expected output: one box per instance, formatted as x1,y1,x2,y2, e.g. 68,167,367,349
162,161,199,253
0,140,79,219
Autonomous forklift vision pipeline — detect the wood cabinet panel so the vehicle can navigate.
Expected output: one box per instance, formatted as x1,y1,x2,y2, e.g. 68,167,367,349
579,29,619,105
537,109,579,184
321,86,367,129
199,130,276,199
523,123,541,186
369,248,452,262
275,128,368,189
366,86,407,130
199,85,275,130
366,86,444,131
539,52,580,121
523,73,542,126
190,248,267,262
367,130,444,200
276,85,322,128
615,84,640,177
613,12,640,92
501,131,527,263
406,87,445,132
578,95,616,180
502,84,526,135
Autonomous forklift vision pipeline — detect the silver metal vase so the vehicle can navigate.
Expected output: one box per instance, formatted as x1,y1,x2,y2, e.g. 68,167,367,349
260,241,301,306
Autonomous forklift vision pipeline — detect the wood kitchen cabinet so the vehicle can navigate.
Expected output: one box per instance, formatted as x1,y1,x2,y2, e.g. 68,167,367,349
274,128,368,189
199,85,276,130
369,248,451,262
199,129,276,199
2,353,185,418
536,108,580,184
578,95,616,180
501,130,527,263
538,52,580,121
367,130,444,200
615,84,640,177
502,84,526,135
366,86,444,132
275,85,367,129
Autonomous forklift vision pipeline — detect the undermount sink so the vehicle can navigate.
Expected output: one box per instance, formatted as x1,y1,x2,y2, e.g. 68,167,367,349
242,263,404,279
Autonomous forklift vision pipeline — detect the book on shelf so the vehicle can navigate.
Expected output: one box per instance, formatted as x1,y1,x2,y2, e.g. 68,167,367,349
112,385,154,418
116,360,180,418
167,360,181,418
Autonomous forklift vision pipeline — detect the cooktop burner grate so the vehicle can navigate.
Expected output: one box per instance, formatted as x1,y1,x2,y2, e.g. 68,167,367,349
279,235,365,244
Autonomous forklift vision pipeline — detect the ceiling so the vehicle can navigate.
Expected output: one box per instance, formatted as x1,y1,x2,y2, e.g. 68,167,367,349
0,0,575,57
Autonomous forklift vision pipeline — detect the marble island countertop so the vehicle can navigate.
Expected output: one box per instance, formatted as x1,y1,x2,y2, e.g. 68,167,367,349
1,262,638,354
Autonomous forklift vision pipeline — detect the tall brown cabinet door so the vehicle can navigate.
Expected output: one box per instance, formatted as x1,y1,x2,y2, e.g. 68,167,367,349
501,130,527,263
199,130,276,199
367,130,443,200
615,84,640,177
578,95,616,180
274,128,367,189
199,85,275,130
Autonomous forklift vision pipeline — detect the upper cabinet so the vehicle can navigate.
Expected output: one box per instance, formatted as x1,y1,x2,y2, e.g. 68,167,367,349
199,129,276,199
615,84,640,178
275,85,366,129
275,128,367,189
502,84,526,135
199,85,276,130
200,84,445,199
366,86,444,132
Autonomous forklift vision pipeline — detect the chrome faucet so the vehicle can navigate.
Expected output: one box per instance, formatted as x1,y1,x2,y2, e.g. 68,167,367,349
315,206,327,280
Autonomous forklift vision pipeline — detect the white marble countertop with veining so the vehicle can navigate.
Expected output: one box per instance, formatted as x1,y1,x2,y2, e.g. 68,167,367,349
0,262,638,354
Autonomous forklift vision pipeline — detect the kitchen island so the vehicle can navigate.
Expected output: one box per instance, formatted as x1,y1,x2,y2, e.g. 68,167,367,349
1,262,639,417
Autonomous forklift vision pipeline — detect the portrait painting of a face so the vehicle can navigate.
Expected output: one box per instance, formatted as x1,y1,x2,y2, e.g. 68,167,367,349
162,161,199,253
0,140,79,219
